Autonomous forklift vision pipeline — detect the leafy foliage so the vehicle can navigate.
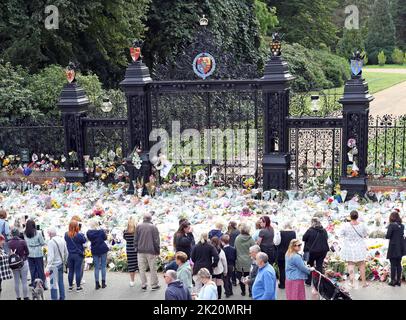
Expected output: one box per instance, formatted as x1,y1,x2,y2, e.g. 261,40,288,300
281,43,350,92
0,62,40,122
391,48,404,65
0,0,150,88
378,51,387,66
254,0,278,37
266,0,339,48
336,29,365,60
143,0,263,78
365,0,396,64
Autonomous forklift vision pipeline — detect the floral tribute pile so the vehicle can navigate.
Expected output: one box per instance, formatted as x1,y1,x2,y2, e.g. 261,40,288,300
0,163,405,281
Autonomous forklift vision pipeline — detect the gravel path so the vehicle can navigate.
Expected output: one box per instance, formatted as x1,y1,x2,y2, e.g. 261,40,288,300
363,68,406,116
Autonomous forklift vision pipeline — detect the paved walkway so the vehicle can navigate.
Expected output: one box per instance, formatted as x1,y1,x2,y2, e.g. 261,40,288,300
364,68,406,116
0,271,405,300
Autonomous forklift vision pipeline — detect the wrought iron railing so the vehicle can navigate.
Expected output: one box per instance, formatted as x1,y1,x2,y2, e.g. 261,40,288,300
367,115,406,178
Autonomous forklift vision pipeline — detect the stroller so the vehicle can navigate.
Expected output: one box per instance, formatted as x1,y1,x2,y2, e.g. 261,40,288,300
311,270,352,300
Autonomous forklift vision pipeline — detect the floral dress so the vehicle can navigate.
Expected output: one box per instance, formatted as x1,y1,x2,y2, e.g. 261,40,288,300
339,223,368,262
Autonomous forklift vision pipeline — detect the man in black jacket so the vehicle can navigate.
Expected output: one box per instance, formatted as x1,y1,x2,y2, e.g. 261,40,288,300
302,217,329,286
190,232,219,291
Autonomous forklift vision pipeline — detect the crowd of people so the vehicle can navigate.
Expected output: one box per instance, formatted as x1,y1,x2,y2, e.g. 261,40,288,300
0,208,405,300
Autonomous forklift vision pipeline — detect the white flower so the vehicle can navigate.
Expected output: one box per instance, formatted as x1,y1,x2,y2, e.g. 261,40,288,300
195,170,207,186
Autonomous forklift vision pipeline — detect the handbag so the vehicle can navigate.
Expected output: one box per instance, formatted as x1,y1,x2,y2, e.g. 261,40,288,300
303,232,320,262
53,239,68,273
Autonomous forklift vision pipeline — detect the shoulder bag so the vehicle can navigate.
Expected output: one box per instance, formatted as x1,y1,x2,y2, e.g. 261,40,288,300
53,238,68,273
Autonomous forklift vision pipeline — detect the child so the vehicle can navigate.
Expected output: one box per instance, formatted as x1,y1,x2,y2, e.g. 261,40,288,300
209,221,224,240
221,234,236,298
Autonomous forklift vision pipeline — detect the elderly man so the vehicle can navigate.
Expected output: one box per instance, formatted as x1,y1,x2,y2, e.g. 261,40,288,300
252,252,277,300
242,244,261,297
164,270,191,300
134,211,161,291
45,227,68,300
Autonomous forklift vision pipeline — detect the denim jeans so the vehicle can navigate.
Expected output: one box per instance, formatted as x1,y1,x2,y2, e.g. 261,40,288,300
12,260,29,299
50,264,65,300
68,253,83,288
28,257,46,287
93,253,107,283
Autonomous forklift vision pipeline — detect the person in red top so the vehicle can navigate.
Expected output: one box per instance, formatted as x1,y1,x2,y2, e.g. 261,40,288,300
8,228,30,300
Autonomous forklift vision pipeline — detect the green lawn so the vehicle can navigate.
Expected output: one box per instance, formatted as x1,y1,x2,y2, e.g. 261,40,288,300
322,72,406,95
364,64,406,69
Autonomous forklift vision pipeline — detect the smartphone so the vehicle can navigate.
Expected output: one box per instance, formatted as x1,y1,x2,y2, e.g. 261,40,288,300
24,215,28,221
36,225,40,231
79,223,82,230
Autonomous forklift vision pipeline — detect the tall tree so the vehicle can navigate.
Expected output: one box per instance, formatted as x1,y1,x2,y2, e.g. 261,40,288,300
392,0,406,49
266,0,339,48
143,0,264,79
0,0,150,87
365,0,396,64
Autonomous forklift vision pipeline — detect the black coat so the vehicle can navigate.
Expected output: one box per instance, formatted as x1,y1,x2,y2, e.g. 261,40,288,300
174,233,195,259
302,227,329,254
386,223,405,259
276,230,296,261
228,229,240,247
190,242,219,275
223,245,237,266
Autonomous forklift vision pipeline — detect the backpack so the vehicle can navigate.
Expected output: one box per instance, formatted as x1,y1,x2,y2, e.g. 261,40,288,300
8,249,24,270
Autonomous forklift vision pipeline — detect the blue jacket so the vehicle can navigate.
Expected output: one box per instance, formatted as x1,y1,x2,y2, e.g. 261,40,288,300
165,280,192,300
64,232,86,256
223,245,237,266
208,229,223,240
252,263,277,300
87,229,109,256
285,253,311,280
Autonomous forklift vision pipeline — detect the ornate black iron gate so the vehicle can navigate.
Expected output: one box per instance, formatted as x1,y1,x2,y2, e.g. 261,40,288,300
149,83,263,186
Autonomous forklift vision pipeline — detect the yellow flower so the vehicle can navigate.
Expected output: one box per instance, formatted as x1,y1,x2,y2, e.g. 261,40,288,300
2,158,10,166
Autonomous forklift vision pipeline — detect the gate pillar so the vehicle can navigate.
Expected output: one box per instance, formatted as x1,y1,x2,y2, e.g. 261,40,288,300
58,64,89,183
120,41,153,194
339,52,373,199
260,36,294,190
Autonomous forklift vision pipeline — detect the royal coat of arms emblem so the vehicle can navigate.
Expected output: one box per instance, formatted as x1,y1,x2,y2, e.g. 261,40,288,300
193,52,216,79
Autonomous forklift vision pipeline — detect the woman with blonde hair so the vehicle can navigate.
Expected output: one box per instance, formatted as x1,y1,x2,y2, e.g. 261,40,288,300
64,220,86,292
285,239,314,300
190,232,219,291
192,268,218,300
123,216,138,287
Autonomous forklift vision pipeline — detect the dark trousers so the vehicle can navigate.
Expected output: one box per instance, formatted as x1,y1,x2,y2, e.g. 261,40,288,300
68,253,84,288
28,257,46,287
231,270,237,285
224,265,234,296
306,252,327,285
235,271,250,295
277,258,286,288
390,258,402,283
260,245,276,265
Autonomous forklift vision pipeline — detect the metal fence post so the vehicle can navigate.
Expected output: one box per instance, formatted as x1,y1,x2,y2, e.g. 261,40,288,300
260,37,294,191
57,78,89,183
120,43,153,194
339,55,374,199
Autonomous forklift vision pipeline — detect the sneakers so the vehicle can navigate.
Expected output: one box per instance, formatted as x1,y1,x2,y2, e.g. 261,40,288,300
76,287,84,292
68,287,73,292
129,281,135,287
151,285,161,291
141,285,147,291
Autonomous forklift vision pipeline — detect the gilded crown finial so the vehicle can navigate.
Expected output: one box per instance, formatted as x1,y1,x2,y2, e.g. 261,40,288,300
199,15,208,26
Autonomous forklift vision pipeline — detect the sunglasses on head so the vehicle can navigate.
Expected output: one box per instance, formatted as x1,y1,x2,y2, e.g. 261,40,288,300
295,243,302,247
